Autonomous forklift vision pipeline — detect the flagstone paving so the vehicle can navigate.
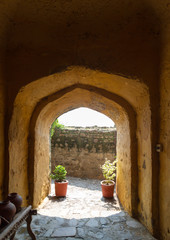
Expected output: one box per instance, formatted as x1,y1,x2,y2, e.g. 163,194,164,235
15,177,157,240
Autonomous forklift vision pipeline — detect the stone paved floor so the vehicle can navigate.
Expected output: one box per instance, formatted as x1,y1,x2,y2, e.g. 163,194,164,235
15,177,157,240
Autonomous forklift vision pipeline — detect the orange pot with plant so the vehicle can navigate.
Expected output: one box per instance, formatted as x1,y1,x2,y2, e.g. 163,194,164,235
101,158,117,198
50,165,68,197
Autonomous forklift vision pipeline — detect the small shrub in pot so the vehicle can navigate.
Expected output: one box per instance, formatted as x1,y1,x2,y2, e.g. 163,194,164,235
101,158,117,198
50,165,68,197
50,165,67,182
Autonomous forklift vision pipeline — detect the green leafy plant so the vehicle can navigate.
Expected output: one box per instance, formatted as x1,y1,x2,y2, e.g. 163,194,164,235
50,119,64,138
101,158,117,183
50,165,67,182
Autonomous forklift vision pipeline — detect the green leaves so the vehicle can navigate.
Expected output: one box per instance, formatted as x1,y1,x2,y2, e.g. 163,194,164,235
50,165,67,182
101,158,117,181
50,119,65,138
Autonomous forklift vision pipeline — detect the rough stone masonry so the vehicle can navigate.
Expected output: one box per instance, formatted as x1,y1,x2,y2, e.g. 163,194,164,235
51,126,117,179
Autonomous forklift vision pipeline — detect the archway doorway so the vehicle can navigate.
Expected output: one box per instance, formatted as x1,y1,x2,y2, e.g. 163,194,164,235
29,85,137,219
8,67,153,232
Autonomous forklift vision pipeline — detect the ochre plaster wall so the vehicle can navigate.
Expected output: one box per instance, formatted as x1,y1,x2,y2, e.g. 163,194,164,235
33,118,50,208
136,104,152,229
0,65,5,200
159,25,170,240
116,112,132,214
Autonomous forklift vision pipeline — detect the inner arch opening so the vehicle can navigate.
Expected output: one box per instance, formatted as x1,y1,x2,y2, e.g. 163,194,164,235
30,86,137,219
50,107,116,181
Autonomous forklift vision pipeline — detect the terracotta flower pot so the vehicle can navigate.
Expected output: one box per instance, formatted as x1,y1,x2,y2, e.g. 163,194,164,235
7,193,23,213
0,200,16,225
101,180,115,198
55,180,68,197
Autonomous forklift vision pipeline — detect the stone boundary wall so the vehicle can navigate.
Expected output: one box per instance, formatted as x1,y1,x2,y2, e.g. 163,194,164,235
51,127,117,180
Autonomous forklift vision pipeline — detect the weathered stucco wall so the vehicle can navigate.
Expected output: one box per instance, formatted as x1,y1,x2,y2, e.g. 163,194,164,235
33,118,50,208
137,104,152,230
159,24,170,240
0,64,5,200
116,111,132,214
51,127,117,179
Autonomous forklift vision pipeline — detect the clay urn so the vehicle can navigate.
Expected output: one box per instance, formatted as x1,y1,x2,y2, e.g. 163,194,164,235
7,193,23,213
0,200,16,225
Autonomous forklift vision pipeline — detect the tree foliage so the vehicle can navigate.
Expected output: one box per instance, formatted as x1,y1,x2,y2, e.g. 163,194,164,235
50,119,64,138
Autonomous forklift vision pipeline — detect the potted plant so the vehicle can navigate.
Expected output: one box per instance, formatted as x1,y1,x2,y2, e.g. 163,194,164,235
50,165,68,197
101,158,117,198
